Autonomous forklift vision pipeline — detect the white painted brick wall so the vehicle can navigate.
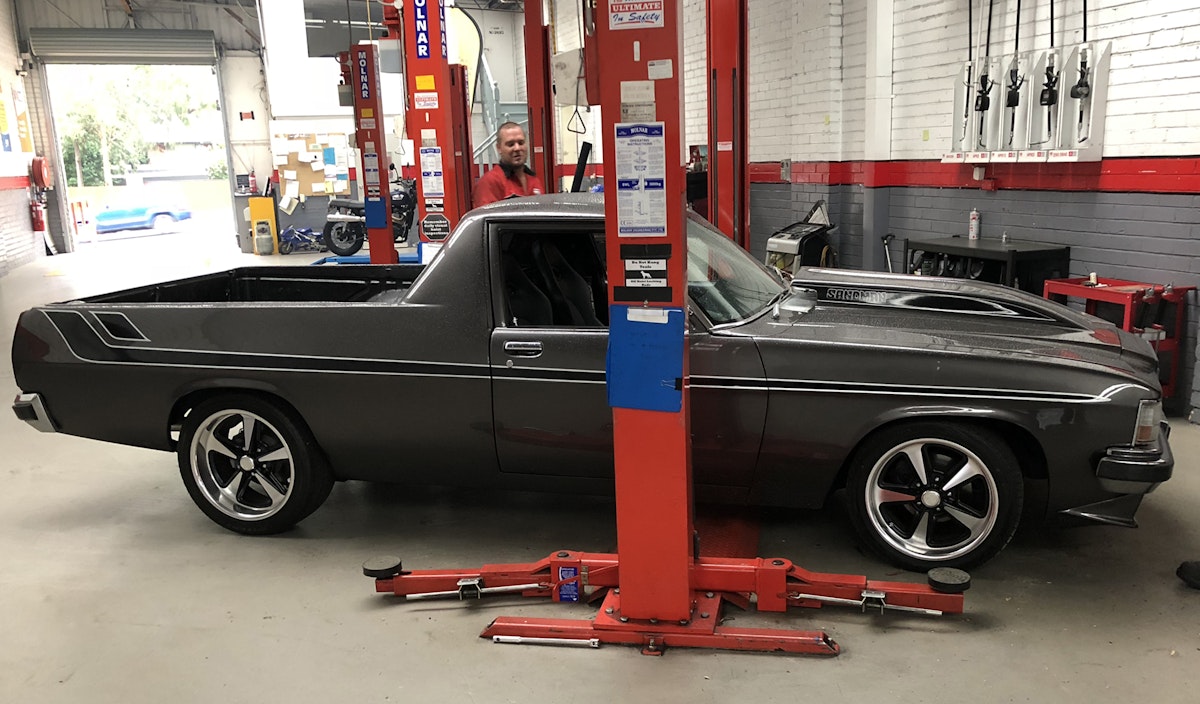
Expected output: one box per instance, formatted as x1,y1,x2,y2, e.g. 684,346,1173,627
889,0,1200,159
543,0,1200,165
683,0,706,149
0,0,38,275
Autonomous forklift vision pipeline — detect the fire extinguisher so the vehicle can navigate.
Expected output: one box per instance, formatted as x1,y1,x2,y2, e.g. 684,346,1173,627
30,197,46,235
248,170,258,195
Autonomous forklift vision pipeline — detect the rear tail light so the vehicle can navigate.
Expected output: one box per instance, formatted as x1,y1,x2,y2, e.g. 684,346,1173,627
1133,400,1162,445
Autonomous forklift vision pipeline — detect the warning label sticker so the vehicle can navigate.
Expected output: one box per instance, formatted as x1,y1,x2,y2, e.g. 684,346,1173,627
610,1,664,30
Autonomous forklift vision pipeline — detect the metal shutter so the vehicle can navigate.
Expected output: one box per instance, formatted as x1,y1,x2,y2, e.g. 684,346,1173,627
28,28,218,65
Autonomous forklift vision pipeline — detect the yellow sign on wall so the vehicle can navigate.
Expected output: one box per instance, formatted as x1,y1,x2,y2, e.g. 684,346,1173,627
11,79,33,153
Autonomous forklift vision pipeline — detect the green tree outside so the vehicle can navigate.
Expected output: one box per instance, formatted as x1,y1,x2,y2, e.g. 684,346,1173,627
52,65,223,188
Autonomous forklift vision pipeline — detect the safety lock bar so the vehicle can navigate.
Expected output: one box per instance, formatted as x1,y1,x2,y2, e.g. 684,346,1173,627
493,635,601,648
404,578,546,601
791,590,944,617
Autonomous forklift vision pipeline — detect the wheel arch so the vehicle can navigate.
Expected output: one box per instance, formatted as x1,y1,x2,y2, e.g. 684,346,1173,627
168,381,312,453
827,412,1049,500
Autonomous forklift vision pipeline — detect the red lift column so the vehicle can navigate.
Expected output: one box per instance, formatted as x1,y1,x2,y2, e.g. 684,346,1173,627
523,1,556,192
706,0,749,248
594,0,692,622
366,0,967,657
399,0,468,262
348,44,399,265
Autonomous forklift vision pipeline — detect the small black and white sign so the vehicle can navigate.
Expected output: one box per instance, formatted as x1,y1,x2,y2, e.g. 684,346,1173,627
424,199,444,212
421,214,452,241
614,243,671,302
624,259,667,287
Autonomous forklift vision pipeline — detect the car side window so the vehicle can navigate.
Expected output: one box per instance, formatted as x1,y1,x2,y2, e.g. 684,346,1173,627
500,231,608,327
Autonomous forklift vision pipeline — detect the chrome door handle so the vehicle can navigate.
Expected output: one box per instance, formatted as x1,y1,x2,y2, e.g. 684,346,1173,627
503,341,543,357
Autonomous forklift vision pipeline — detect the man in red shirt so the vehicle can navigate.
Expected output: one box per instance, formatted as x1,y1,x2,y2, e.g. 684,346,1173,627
473,122,545,206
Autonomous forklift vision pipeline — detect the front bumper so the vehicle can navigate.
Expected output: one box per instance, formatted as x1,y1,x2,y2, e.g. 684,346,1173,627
1096,420,1173,495
12,393,57,433
1059,421,1173,529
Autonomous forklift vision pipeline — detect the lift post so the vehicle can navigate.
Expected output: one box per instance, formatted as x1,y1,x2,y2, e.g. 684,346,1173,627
394,0,470,262
706,0,750,249
364,0,967,656
523,0,557,192
346,43,399,265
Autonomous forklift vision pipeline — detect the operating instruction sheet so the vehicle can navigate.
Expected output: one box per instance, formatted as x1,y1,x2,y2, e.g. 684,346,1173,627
614,122,667,237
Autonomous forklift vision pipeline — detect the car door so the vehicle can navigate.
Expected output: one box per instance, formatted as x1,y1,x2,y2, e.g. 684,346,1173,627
491,224,614,478
490,224,766,487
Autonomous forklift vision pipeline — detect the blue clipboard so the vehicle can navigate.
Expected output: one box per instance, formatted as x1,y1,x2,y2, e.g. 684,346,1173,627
606,305,685,413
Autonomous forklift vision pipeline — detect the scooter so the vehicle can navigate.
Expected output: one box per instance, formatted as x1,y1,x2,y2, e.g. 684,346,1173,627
322,165,416,257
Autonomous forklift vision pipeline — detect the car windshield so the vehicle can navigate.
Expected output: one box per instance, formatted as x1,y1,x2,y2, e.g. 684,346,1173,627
686,214,785,325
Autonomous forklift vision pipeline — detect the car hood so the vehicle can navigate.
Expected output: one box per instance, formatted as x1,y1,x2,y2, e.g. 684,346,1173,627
723,268,1160,390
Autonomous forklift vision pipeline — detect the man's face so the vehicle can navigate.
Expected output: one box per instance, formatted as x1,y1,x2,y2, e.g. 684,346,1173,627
497,126,527,168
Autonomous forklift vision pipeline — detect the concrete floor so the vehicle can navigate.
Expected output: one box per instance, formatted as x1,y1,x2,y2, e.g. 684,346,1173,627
1,232,1198,703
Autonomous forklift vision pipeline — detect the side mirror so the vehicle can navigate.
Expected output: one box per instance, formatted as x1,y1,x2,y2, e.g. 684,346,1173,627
783,284,819,314
773,284,818,321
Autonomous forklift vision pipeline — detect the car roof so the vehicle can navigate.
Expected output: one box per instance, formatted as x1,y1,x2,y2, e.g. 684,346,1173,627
468,192,605,219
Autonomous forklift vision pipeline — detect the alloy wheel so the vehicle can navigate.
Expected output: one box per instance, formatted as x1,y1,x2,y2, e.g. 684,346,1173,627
863,437,1000,563
189,409,295,522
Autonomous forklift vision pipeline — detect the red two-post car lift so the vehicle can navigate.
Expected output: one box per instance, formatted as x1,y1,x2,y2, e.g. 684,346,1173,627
363,0,968,656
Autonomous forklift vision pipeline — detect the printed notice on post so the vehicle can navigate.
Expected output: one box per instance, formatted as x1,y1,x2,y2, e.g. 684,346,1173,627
614,123,666,237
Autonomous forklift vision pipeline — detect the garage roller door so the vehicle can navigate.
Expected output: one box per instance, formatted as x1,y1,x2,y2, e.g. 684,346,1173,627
28,28,217,65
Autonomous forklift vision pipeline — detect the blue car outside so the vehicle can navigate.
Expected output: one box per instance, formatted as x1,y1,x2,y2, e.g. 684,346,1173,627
95,206,192,234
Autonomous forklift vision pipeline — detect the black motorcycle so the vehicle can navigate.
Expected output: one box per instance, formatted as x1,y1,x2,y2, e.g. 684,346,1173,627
322,167,416,257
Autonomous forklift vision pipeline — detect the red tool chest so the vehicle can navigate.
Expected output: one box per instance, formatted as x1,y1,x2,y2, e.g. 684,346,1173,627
1044,277,1194,399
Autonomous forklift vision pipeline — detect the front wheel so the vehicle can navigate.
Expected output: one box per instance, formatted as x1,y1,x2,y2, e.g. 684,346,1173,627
323,220,364,256
844,422,1023,571
177,394,334,535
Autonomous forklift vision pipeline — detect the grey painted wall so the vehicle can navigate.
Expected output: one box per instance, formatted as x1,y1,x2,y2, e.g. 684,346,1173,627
751,182,1200,413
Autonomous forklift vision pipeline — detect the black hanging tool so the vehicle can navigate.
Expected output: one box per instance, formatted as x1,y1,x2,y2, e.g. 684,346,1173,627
1070,0,1091,142
961,0,975,144
1005,0,1025,146
974,0,996,148
1033,0,1060,146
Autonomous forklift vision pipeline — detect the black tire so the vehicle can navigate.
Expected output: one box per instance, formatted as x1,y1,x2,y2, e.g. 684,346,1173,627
844,422,1023,571
177,394,334,535
278,241,294,255
323,221,364,256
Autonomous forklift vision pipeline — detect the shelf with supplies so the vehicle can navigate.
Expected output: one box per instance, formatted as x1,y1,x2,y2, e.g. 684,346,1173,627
1043,277,1195,399
902,236,1071,295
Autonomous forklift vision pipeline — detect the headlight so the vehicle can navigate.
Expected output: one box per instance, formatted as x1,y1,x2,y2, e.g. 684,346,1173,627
1133,399,1163,445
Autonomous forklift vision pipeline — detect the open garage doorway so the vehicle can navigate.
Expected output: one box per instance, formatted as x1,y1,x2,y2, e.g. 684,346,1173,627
44,64,232,251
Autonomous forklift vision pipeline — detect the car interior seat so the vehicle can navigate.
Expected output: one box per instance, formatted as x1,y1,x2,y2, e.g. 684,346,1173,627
501,248,554,326
531,238,603,326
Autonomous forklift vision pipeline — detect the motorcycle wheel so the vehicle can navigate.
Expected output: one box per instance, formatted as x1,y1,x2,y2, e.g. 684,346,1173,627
324,221,364,257
393,209,415,244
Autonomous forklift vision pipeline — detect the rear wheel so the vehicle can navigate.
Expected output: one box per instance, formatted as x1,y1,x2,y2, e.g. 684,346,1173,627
152,214,174,230
844,422,1022,571
177,394,333,535
324,221,364,256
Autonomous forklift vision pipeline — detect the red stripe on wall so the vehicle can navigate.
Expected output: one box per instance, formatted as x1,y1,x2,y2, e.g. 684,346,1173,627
0,175,31,190
748,157,1200,194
